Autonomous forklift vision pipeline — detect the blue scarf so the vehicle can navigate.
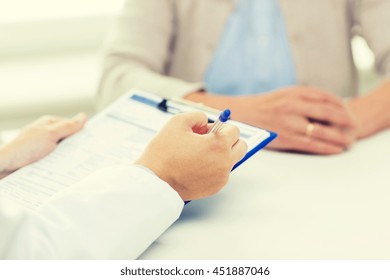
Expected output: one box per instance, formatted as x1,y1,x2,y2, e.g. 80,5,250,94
204,0,296,95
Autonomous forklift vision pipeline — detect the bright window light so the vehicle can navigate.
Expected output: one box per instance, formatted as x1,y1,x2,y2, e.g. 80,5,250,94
0,0,124,56
0,0,124,23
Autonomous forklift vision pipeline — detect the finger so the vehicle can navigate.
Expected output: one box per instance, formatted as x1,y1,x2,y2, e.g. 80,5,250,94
174,111,209,134
29,115,63,127
280,132,345,155
281,114,309,134
284,116,354,148
294,100,355,127
231,139,248,162
49,113,87,140
217,123,241,147
298,88,345,108
310,122,355,147
206,123,213,131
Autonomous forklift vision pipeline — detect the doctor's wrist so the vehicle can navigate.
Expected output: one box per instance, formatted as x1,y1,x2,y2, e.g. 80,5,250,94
134,159,188,201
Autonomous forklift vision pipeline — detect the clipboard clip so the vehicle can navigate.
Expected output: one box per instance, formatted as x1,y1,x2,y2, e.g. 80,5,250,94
157,99,182,114
158,99,216,123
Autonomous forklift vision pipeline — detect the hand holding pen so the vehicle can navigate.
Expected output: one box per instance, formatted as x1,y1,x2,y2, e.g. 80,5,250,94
136,111,247,201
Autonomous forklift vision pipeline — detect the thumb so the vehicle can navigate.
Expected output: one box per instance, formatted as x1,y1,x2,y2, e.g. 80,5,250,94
50,113,87,140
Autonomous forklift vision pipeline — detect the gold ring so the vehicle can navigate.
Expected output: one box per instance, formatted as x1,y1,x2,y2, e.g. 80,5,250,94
306,123,315,138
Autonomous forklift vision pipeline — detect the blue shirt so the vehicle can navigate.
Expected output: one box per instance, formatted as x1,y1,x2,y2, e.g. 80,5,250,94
204,0,296,95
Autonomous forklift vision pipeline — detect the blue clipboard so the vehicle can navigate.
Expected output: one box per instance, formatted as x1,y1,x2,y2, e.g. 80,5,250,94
232,131,277,170
129,89,277,171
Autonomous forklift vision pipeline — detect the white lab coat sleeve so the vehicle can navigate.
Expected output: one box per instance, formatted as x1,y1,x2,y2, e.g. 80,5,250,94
0,164,184,259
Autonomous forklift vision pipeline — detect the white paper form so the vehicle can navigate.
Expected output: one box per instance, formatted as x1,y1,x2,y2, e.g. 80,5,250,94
0,89,274,210
0,93,172,210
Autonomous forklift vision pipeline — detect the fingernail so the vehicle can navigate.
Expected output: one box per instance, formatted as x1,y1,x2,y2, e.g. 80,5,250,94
74,113,86,123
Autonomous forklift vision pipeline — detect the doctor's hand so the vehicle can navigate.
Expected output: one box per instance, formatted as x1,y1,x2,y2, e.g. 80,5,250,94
135,111,247,201
186,86,356,155
0,113,87,179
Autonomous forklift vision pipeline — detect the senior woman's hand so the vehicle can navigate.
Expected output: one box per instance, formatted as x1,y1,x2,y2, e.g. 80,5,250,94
187,86,356,155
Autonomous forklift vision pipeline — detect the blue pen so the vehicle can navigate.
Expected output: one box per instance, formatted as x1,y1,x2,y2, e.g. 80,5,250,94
208,109,231,133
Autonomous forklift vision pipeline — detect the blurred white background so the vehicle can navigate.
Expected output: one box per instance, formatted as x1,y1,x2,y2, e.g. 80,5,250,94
0,0,379,137
0,0,124,133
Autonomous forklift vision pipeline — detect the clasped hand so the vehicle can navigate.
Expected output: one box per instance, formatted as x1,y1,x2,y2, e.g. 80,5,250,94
188,86,357,155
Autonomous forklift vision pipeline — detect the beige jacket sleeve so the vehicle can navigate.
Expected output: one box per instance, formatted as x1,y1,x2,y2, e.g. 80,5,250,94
97,0,204,109
353,0,390,79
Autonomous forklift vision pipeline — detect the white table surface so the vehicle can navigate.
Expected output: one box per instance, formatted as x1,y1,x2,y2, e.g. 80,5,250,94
140,130,390,260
